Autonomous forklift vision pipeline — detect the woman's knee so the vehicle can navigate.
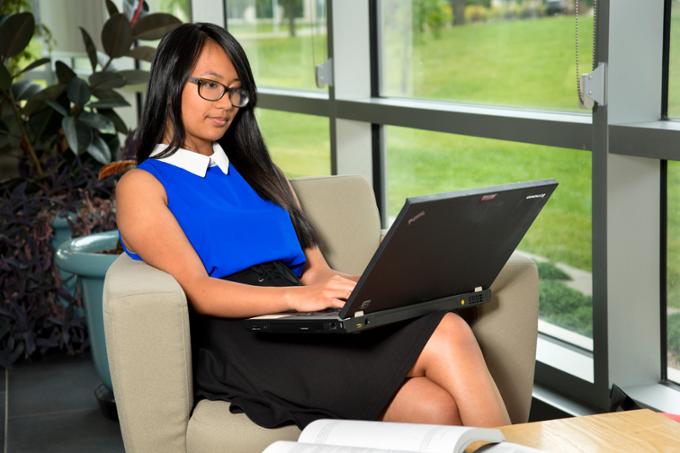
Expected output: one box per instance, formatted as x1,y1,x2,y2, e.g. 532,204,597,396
431,312,478,351
410,313,479,377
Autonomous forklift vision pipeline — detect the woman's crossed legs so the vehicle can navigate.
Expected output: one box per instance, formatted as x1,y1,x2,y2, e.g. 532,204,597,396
381,312,510,427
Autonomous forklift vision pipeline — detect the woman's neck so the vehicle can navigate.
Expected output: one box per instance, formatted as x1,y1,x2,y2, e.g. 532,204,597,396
161,135,213,156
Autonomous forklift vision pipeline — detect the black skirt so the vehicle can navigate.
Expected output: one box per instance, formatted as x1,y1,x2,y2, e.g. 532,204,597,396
191,261,447,429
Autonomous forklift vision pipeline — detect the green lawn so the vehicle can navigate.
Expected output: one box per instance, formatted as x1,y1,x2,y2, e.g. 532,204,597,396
384,15,593,111
250,10,680,320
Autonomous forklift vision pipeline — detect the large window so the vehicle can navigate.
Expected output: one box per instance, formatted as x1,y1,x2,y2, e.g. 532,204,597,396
667,162,680,383
380,0,594,112
385,127,593,345
147,0,192,22
257,109,330,177
227,0,327,91
669,0,680,117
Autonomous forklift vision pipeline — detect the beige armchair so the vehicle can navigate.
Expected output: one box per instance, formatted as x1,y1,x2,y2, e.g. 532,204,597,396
103,175,539,453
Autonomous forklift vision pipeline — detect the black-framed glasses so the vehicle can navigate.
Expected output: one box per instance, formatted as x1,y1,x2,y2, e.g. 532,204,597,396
188,77,250,107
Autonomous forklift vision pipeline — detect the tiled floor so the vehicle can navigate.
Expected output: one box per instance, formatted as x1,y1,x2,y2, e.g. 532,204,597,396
4,354,124,453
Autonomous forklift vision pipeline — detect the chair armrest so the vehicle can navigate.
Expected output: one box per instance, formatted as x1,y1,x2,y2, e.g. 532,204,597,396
103,253,193,453
472,253,539,424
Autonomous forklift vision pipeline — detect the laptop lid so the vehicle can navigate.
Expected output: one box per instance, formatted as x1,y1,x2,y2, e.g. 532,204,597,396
338,179,558,319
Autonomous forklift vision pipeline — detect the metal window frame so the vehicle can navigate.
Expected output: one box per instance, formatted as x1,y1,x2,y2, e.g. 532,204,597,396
220,0,680,412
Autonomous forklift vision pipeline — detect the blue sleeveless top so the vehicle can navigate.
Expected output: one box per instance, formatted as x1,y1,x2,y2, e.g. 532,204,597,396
121,149,307,278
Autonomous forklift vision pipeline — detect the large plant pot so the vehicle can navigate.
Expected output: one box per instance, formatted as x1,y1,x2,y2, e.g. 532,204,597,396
51,213,78,307
55,230,119,390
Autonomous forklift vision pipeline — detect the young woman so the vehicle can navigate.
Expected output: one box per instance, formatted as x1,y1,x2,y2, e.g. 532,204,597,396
115,22,510,430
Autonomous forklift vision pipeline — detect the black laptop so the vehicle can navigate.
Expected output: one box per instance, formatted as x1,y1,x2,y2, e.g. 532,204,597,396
245,179,557,334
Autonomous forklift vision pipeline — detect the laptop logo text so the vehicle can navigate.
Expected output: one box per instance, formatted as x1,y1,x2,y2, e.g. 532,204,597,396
480,194,497,202
360,300,372,310
526,193,546,199
408,211,426,225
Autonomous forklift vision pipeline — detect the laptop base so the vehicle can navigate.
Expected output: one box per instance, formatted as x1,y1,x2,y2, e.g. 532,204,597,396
246,289,491,334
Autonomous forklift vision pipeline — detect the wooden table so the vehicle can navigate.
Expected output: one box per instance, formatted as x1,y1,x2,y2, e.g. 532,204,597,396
497,409,680,452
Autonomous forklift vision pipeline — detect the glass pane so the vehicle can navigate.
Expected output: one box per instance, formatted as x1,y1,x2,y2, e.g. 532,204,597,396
146,0,192,22
669,0,680,117
667,161,680,382
380,0,594,112
386,126,593,345
257,109,330,177
227,0,327,91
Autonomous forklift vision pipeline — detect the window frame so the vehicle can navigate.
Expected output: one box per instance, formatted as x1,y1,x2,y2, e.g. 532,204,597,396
209,0,680,413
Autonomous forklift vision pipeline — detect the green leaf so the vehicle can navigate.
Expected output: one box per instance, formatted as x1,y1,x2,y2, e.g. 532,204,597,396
55,61,76,84
67,77,91,106
90,87,130,108
13,57,50,77
118,69,149,86
102,132,121,159
98,108,128,134
62,116,92,154
79,111,115,132
88,100,130,109
86,132,111,164
132,13,181,41
125,45,156,62
105,0,119,17
11,80,41,101
0,64,11,91
101,13,134,58
79,27,98,72
45,100,67,116
22,84,66,114
89,71,125,90
0,12,35,58
27,107,54,139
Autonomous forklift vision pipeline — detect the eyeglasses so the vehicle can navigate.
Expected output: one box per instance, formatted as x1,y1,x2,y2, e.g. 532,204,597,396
188,77,250,107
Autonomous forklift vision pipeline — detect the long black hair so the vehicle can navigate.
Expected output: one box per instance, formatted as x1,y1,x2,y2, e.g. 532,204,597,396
134,22,318,249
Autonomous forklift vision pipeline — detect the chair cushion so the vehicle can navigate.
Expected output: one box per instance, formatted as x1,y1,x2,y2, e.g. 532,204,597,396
186,400,300,453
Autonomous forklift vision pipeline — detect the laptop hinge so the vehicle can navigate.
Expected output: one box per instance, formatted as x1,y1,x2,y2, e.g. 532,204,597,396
474,286,483,292
354,310,364,318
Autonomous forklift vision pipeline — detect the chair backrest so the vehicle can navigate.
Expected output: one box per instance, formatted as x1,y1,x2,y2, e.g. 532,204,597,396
291,175,382,274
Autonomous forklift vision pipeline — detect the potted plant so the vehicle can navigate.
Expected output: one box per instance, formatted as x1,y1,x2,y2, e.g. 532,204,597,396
0,0,181,416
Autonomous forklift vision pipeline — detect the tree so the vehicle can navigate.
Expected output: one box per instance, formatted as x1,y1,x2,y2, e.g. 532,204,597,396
279,0,302,37
450,0,465,25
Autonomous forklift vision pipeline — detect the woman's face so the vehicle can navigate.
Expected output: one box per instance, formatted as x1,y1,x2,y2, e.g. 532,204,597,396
179,39,241,153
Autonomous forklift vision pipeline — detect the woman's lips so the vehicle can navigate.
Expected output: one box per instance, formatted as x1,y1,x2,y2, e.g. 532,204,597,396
208,117,228,127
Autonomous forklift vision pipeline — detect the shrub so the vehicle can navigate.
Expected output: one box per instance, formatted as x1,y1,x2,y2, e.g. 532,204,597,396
413,0,452,39
465,5,490,23
539,280,593,337
536,261,571,281
668,313,680,360
518,2,545,19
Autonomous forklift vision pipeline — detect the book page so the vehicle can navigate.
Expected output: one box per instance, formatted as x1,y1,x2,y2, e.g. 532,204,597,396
298,420,505,453
263,440,421,453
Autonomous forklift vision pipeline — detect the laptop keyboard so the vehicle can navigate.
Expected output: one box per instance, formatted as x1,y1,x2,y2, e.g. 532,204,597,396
299,308,341,316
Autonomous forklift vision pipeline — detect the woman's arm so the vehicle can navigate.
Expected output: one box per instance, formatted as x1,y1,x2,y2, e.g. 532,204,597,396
116,169,353,318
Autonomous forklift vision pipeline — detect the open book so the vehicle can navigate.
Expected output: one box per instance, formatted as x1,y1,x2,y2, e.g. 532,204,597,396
262,419,545,453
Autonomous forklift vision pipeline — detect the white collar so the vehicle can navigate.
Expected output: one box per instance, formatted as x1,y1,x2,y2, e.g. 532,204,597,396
150,143,230,177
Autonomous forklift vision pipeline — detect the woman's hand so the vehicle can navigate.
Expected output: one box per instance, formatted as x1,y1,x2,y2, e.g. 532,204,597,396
285,274,357,312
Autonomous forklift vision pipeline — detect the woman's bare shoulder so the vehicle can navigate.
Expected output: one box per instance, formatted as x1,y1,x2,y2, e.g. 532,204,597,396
116,168,165,202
